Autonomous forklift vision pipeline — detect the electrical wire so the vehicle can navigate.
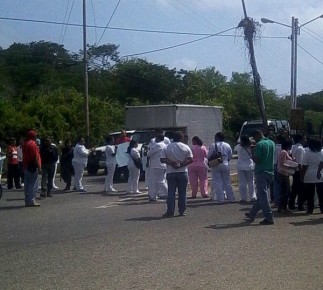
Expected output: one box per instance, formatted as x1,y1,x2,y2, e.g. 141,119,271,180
302,28,323,45
0,16,284,38
297,43,323,66
120,27,237,58
97,0,121,45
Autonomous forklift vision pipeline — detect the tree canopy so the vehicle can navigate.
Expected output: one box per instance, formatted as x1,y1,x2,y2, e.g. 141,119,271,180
0,41,321,145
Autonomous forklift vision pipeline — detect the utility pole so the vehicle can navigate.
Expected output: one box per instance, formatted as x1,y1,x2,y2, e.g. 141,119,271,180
83,0,90,147
290,17,298,109
240,0,267,127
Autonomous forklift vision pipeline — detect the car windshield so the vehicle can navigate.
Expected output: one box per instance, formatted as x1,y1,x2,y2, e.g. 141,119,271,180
241,124,265,137
131,131,154,144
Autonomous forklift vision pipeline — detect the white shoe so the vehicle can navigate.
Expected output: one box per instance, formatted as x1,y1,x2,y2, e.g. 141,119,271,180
127,191,133,194
134,191,143,194
53,185,59,190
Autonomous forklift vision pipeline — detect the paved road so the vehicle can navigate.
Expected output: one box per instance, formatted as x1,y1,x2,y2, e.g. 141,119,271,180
0,172,322,290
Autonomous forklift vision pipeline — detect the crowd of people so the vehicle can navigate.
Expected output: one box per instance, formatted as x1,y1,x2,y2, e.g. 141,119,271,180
1,128,322,224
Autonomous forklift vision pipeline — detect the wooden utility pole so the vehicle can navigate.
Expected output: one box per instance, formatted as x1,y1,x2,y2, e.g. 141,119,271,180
240,0,267,128
83,0,90,146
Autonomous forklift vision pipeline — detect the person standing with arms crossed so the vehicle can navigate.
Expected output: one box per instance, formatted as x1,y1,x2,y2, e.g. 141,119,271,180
245,130,275,225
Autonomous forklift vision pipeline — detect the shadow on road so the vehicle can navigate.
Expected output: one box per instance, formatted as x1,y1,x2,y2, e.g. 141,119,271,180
0,205,26,211
290,217,323,226
125,216,164,222
205,220,262,230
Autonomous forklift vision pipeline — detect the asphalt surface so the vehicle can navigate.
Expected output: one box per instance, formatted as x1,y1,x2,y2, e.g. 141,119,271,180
0,171,322,290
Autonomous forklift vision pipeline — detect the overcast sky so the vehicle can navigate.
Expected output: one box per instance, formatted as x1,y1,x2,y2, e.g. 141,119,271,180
1,0,323,95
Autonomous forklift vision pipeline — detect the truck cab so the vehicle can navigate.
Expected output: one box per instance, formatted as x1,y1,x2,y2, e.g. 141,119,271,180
237,119,290,143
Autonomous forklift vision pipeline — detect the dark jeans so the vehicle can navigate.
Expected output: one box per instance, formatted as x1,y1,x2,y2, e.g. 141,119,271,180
277,172,291,210
250,172,274,221
289,171,305,209
7,164,20,189
166,172,188,215
41,163,56,194
304,183,323,213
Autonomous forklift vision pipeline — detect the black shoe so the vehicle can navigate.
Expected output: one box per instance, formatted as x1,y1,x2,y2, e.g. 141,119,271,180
47,193,53,197
40,193,46,198
244,213,254,222
179,212,186,216
162,212,174,218
297,207,305,211
259,219,274,225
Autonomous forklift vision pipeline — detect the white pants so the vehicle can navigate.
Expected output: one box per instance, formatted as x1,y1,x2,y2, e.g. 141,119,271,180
104,163,116,191
145,167,150,188
52,162,58,187
127,163,140,193
210,164,235,202
72,161,86,190
148,168,168,200
237,170,256,201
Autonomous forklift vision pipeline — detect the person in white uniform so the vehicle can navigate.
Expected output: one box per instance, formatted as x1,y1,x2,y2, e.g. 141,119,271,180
145,129,171,188
127,140,142,194
104,135,118,193
161,131,193,217
147,134,168,201
208,132,235,203
72,136,90,193
234,135,256,202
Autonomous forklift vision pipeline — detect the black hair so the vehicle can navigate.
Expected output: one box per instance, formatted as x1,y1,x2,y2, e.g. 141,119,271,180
105,135,114,144
155,134,164,143
192,136,203,146
173,131,183,142
293,134,304,144
281,138,293,151
215,132,225,141
240,135,251,147
308,138,322,153
127,140,137,153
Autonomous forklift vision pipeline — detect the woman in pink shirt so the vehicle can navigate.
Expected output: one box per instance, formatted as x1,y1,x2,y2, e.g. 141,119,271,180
188,136,209,198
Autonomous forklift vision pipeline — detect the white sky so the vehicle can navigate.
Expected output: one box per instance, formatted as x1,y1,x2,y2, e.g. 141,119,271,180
1,0,323,95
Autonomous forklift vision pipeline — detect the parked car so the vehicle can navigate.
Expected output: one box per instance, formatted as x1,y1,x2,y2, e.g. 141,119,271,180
87,130,154,181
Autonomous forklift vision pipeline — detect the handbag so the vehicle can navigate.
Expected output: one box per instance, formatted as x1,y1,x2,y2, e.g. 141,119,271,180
208,144,222,168
132,156,142,169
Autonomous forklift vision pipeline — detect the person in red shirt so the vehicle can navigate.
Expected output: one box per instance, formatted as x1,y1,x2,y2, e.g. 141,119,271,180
6,137,21,189
23,130,42,207
115,130,131,145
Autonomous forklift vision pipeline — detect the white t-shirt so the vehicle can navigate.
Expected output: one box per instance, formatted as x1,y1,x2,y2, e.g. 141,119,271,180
302,148,323,183
291,143,305,165
148,136,171,149
234,144,254,171
127,148,141,167
208,141,232,166
73,143,89,165
161,142,193,173
147,141,167,169
105,145,117,166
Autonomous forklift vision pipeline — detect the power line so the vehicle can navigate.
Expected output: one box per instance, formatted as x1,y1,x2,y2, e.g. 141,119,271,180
97,0,121,45
0,16,285,39
297,43,323,66
121,27,237,58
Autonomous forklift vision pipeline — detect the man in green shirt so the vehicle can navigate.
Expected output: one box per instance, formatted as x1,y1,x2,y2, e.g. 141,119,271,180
245,130,275,225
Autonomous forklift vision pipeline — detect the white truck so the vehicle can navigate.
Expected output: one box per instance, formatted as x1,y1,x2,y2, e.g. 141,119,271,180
125,104,223,148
